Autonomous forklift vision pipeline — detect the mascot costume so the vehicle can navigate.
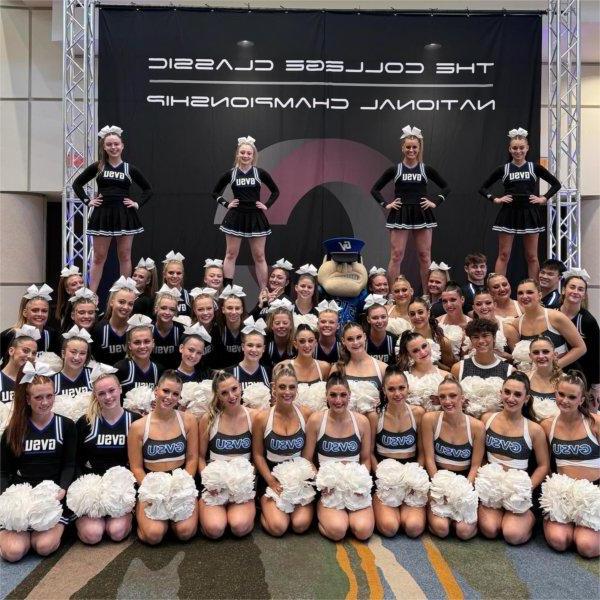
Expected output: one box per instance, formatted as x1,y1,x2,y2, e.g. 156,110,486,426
317,237,369,326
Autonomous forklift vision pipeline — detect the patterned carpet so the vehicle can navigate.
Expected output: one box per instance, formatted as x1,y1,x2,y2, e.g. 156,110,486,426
2,524,598,599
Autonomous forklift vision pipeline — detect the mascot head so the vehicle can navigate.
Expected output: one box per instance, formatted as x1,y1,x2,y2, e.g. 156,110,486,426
317,237,368,298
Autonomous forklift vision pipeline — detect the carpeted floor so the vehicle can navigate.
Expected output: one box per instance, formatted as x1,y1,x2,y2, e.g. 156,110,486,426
2,524,598,599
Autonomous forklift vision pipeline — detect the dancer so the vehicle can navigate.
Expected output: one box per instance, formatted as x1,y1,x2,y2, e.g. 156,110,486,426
132,258,157,318
175,324,212,383
527,336,562,421
364,294,398,365
213,286,247,368
264,306,295,367
55,266,84,330
202,259,225,294
0,328,38,403
291,325,331,384
486,273,522,321
293,265,319,316
461,253,488,313
367,267,390,297
53,327,93,396
424,263,450,318
253,259,293,318
66,288,98,334
538,259,565,309
224,317,270,389
314,301,341,363
162,252,191,317
152,286,184,370
387,275,414,320
190,288,218,368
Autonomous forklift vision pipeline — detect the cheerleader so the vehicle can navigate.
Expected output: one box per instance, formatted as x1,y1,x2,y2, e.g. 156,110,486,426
479,127,561,278
67,288,98,334
510,279,586,368
314,301,341,363
437,283,471,331
387,275,413,320
367,267,390,297
114,315,163,396
74,364,141,544
190,288,218,368
212,136,280,289
252,363,314,536
559,269,599,393
175,324,213,383
302,372,374,541
54,266,84,330
252,259,293,319
293,265,319,316
152,286,184,370
162,252,191,317
72,125,152,292
0,328,38,404
291,325,331,384
203,259,225,294
540,372,600,558
461,253,488,313
213,286,247,368
369,366,426,537
527,336,562,421
538,259,564,309
132,258,158,318
421,377,485,539
1,285,60,363
91,277,138,365
197,371,256,539
53,327,93,396
364,295,398,365
264,306,295,367
128,371,198,544
0,365,76,562
486,273,523,321
479,372,550,545
224,318,270,390
424,263,450,319
370,125,450,288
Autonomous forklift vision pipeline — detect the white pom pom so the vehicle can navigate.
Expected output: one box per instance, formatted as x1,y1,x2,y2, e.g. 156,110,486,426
475,463,505,508
52,392,92,422
430,470,478,523
29,480,63,531
386,317,411,337
375,459,408,507
101,466,137,517
293,313,318,332
0,401,14,435
200,461,230,506
166,469,198,522
138,471,171,520
402,462,431,507
540,473,577,524
316,462,347,510
512,340,533,371
242,382,271,410
461,376,503,418
531,397,559,422
225,457,256,504
123,385,154,415
406,372,443,411
266,457,316,513
67,474,104,518
570,478,600,531
179,380,213,417
348,381,380,414
295,381,327,412
173,315,192,327
37,352,63,373
0,483,33,531
341,462,373,511
501,469,532,514
439,324,464,359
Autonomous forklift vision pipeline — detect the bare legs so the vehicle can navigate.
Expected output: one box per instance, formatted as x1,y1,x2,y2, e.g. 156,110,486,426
223,235,268,288
495,233,539,279
89,235,134,292
388,229,432,291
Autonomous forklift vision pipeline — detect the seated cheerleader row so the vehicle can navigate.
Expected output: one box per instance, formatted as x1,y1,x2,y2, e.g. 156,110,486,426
1,356,597,564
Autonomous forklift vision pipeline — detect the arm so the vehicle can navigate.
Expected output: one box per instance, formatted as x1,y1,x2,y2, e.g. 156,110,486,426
420,413,438,479
550,311,587,368
72,163,99,203
197,415,210,472
58,418,77,495
211,171,233,208
529,421,550,488
258,169,280,208
127,418,146,485
301,412,320,471
534,164,562,200
370,167,396,207
468,419,486,484
251,411,281,494
580,310,600,386
502,322,520,353
183,412,198,477
356,413,372,472
129,165,153,208
75,417,88,477
424,165,451,206
413,407,426,467
450,361,461,379
478,166,504,201
367,411,379,471
439,337,457,370
0,433,16,492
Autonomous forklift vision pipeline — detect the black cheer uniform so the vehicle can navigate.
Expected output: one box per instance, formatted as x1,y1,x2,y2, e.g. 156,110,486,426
367,333,398,365
91,321,127,366
114,359,163,396
212,166,279,237
571,308,599,387
0,327,60,365
479,162,561,235
72,161,152,237
371,162,450,229
152,322,184,370
0,371,16,404
53,368,93,396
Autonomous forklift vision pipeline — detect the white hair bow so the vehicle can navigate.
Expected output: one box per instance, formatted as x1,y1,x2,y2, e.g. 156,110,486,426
272,258,293,271
89,362,118,383
98,125,123,139
563,267,590,282
430,261,451,271
369,267,386,276
163,251,185,263
204,258,224,268
23,284,53,301
60,265,81,278
136,257,156,270
237,135,256,146
157,284,182,300
109,276,139,294
508,127,528,138
219,284,246,299
183,323,212,343
126,314,153,331
316,300,341,313
189,287,217,299
267,298,294,313
296,264,318,277
14,324,41,341
241,316,267,336
69,287,97,304
364,294,387,309
62,325,93,343
400,125,423,139
21,360,56,383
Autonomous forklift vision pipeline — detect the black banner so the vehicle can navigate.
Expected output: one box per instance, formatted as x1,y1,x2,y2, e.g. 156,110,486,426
99,8,541,291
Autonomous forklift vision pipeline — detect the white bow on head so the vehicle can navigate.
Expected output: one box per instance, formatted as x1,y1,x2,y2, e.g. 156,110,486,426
430,261,451,271
163,251,185,263
60,265,81,278
508,127,528,138
98,125,123,139
272,258,293,271
136,257,156,271
204,258,224,269
219,284,246,299
89,362,118,383
563,267,590,282
183,323,212,343
14,324,41,341
23,284,53,301
363,294,387,309
189,287,217,299
69,287,97,304
126,314,153,331
267,298,294,313
400,125,423,139
316,300,341,313
157,284,182,300
21,360,56,383
369,267,386,276
237,135,256,146
62,325,93,343
109,276,139,294
296,264,318,277
241,316,267,336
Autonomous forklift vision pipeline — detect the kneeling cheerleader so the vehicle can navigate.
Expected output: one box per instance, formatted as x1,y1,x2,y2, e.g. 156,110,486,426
476,372,549,545
127,371,199,544
368,366,428,538
540,372,600,558
302,372,374,542
421,377,485,540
